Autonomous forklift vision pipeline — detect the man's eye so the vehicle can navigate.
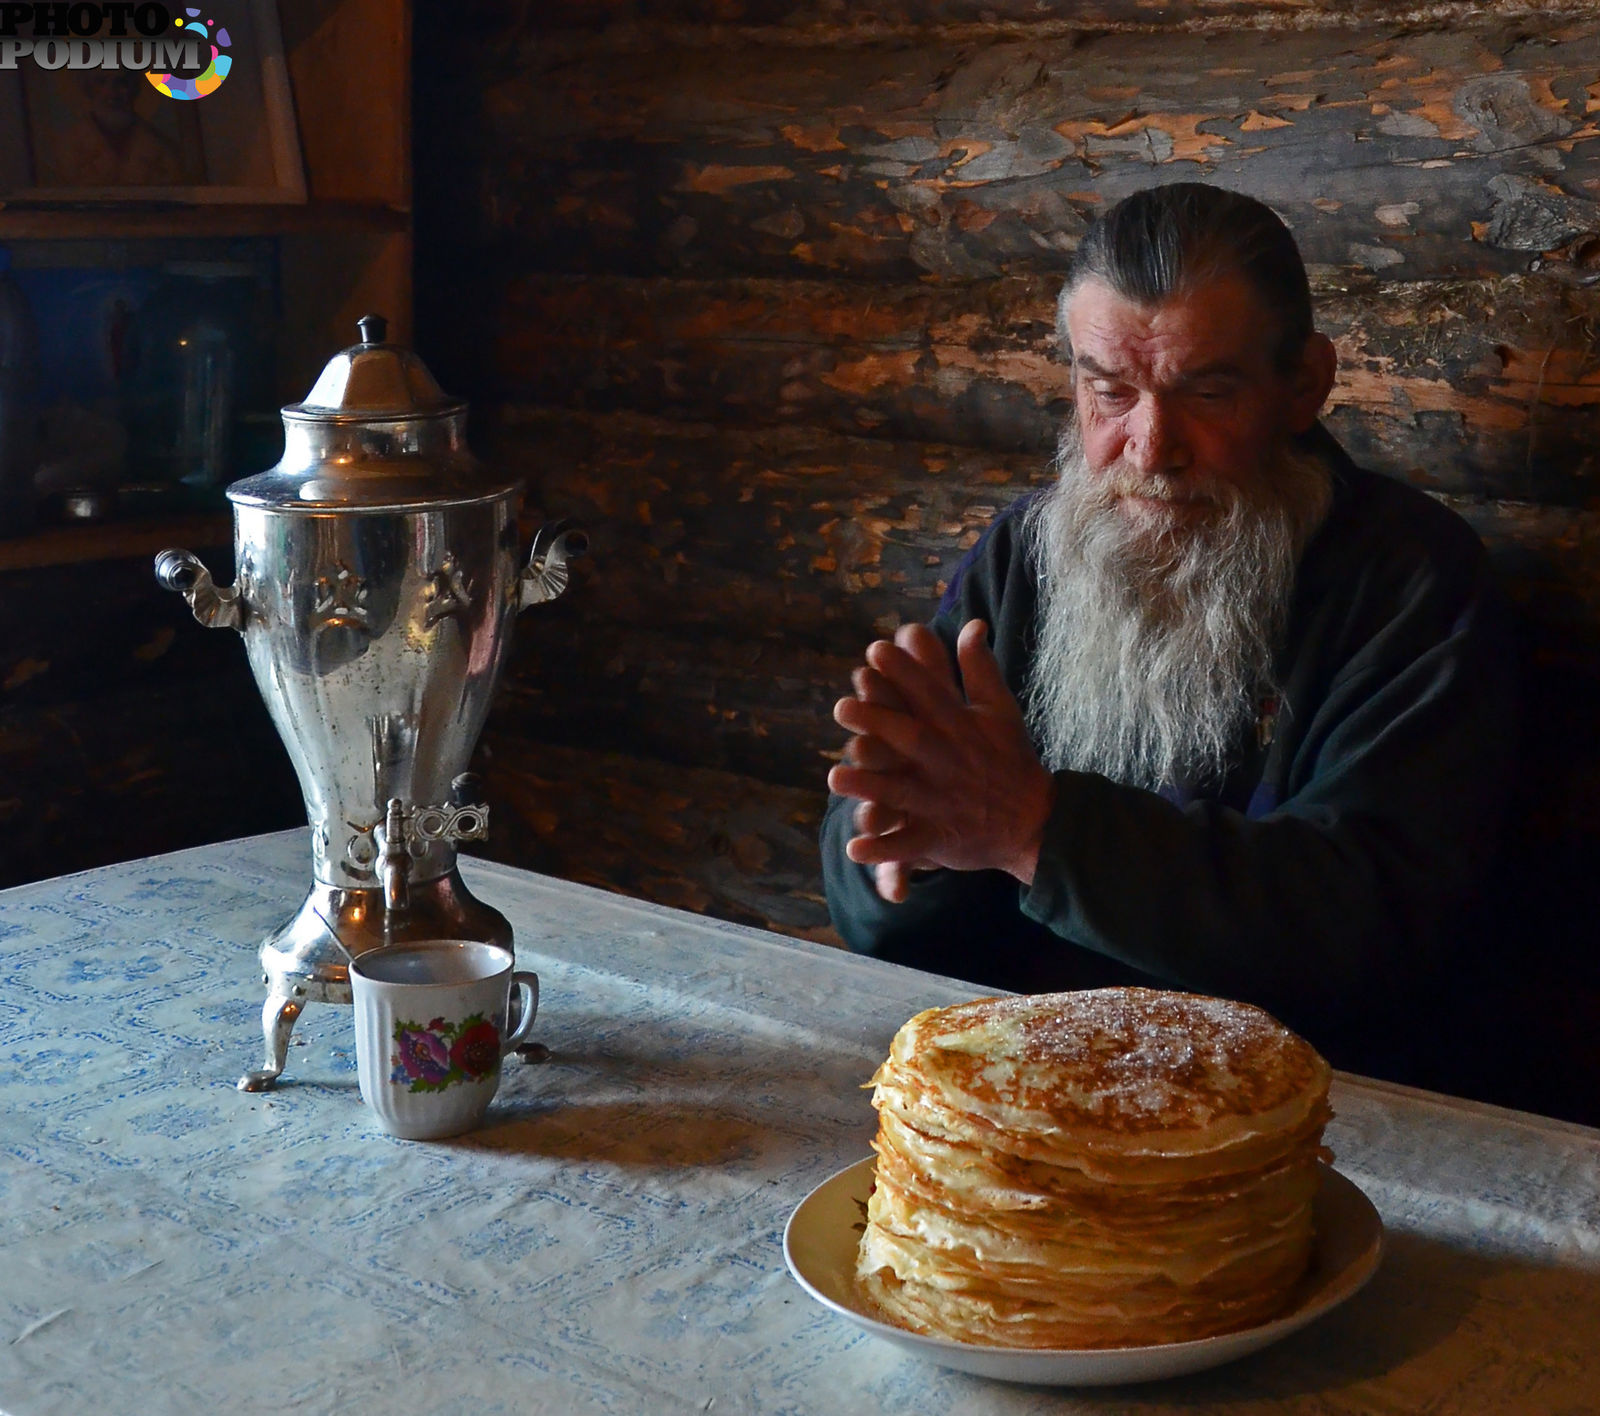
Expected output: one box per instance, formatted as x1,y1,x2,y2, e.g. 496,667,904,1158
1189,385,1234,403
1093,386,1134,406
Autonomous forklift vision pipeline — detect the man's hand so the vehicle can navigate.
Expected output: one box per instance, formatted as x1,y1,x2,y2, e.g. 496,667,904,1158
828,619,1055,901
833,628,943,903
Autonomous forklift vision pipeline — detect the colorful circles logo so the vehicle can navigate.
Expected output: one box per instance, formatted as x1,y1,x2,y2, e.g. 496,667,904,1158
147,8,230,100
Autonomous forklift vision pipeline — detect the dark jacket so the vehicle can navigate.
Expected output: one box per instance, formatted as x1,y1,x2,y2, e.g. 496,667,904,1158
820,436,1519,1073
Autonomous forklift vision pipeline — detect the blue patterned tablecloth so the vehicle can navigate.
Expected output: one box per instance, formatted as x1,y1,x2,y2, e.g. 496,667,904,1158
1,830,1598,1415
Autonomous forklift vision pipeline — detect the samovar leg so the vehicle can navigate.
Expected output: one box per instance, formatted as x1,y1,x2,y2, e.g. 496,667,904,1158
238,991,305,1093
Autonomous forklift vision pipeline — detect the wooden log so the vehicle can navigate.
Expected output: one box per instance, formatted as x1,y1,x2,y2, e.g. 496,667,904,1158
493,618,853,791
0,679,303,891
492,272,1069,452
455,21,1600,284
1446,496,1600,646
521,1,1595,40
0,542,244,714
1319,275,1600,503
500,407,1600,631
0,547,303,890
495,407,1050,643
468,736,841,943
489,273,1600,503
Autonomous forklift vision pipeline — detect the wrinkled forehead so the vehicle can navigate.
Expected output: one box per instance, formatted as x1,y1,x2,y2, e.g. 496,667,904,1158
1060,274,1281,386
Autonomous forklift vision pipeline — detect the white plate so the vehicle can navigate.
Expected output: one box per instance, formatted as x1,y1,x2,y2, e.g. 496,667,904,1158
783,1156,1383,1386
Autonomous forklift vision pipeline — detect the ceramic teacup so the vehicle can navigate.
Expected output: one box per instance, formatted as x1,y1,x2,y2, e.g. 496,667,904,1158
350,940,539,1140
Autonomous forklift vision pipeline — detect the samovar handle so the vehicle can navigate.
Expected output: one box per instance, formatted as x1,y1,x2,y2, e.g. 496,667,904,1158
154,548,244,632
518,520,588,611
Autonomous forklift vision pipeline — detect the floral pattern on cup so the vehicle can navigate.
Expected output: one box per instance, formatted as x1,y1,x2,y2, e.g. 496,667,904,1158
390,1013,500,1092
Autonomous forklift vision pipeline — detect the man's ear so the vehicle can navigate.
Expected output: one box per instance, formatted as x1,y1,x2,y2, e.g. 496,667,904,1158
1285,332,1337,433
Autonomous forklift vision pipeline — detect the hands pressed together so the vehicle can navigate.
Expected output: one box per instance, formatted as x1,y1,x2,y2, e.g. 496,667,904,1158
827,619,1056,904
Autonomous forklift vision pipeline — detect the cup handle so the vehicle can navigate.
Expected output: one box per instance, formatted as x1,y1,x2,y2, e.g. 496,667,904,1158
503,971,540,1055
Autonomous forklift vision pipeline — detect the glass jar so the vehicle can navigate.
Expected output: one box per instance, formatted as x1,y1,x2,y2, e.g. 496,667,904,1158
127,261,270,501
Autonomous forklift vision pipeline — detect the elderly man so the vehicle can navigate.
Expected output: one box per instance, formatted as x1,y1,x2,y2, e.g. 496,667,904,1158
820,182,1517,1071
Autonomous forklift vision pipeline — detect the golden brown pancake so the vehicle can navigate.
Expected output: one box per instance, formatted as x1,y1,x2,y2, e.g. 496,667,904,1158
855,987,1332,1349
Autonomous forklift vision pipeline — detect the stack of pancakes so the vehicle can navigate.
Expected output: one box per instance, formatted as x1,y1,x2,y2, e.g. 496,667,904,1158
855,987,1332,1349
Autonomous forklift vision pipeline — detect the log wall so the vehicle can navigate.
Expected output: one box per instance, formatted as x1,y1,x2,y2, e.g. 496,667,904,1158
414,1,1600,1118
0,539,304,891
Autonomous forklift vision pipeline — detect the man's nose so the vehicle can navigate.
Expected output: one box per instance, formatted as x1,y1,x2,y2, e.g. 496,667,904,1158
1126,396,1190,475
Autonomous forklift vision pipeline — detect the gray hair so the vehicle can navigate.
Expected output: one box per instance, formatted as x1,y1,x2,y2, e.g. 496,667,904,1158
1057,183,1315,375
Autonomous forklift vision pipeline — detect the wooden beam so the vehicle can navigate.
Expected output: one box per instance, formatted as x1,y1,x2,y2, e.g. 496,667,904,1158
467,21,1600,285
469,736,841,943
487,274,1600,503
493,618,853,791
521,1,1598,42
497,406,1600,622
491,406,1051,643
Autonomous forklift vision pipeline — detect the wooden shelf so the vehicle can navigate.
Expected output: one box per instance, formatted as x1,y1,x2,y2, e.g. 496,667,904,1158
0,200,411,243
0,513,232,573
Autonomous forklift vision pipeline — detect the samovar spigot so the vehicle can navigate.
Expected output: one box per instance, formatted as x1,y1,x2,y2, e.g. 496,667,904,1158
372,776,492,938
379,798,411,917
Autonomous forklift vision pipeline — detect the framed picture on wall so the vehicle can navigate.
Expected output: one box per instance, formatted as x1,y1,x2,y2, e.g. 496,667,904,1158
0,0,306,203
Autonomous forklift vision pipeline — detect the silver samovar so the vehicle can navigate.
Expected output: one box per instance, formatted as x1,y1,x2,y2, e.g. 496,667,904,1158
156,315,583,1092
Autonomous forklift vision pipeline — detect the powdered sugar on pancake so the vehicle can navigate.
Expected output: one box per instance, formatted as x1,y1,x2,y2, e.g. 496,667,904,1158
891,987,1328,1137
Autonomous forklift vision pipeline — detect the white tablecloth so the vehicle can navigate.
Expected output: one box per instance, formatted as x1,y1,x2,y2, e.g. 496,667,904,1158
1,831,1597,1414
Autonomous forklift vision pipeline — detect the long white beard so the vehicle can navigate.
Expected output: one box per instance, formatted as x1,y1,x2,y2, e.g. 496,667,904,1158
1020,428,1334,792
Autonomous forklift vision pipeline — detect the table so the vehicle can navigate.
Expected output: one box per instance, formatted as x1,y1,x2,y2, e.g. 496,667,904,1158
2,831,1598,1415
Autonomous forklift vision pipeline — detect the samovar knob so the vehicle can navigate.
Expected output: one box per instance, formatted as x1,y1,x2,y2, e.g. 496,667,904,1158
519,519,588,611
154,548,244,632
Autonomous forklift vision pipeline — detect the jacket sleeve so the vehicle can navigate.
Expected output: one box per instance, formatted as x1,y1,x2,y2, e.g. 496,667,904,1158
1019,541,1519,1029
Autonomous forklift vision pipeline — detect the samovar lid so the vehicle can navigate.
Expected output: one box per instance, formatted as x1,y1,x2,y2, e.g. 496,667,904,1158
285,313,465,422
228,315,519,510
